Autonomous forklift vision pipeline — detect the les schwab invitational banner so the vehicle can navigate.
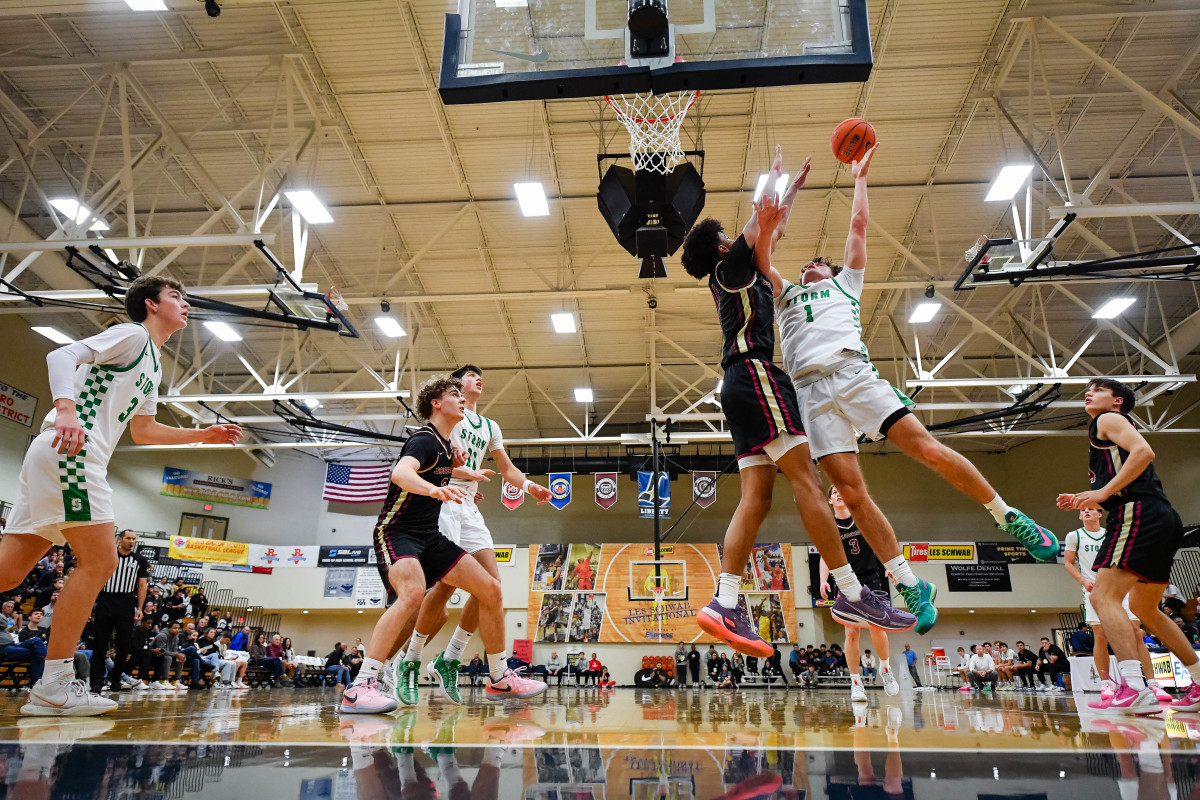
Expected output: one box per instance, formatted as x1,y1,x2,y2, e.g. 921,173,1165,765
527,542,794,645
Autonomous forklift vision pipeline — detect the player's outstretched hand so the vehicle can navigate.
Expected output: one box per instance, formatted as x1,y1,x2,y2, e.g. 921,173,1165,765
203,423,244,445
528,482,553,505
852,143,878,179
770,143,783,175
1056,491,1105,510
787,155,812,197
53,410,87,457
432,485,469,504
452,446,468,468
753,194,786,233
462,468,494,483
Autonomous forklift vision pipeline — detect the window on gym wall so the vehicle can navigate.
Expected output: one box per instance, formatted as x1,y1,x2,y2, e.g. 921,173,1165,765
179,513,229,540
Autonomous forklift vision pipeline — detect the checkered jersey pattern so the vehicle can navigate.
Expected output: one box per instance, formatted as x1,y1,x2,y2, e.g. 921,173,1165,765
57,365,114,522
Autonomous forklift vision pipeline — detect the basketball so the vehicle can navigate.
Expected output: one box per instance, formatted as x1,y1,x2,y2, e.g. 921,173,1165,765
831,117,876,163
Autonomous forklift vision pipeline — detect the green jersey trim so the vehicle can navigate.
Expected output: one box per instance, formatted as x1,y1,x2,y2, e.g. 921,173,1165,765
830,276,860,306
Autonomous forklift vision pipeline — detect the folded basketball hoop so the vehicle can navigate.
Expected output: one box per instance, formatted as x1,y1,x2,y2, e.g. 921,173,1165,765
605,88,699,174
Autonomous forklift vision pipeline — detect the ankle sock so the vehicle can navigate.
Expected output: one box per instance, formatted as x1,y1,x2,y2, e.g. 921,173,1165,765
405,632,428,664
488,652,508,682
41,658,73,685
831,565,863,601
356,657,384,685
883,556,918,589
1118,659,1146,691
444,626,472,663
984,494,1011,526
716,573,740,609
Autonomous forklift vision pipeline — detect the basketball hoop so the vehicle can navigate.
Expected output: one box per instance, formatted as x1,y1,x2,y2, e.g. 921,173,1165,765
649,584,667,607
325,284,348,312
965,234,990,265
605,81,699,174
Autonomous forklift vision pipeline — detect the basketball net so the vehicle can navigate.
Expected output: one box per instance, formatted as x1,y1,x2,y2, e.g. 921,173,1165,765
605,89,700,174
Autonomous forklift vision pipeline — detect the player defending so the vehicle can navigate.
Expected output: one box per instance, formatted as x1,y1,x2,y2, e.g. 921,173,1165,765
1,276,243,716
681,145,916,659
1064,508,1170,706
1057,378,1200,714
340,375,545,714
764,143,1056,635
386,365,551,706
818,487,901,702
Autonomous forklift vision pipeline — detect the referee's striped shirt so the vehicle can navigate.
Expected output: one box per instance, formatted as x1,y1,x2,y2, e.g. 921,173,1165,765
101,551,151,595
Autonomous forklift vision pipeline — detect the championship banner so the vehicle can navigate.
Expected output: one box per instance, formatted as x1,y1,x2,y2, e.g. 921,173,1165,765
637,471,670,519
0,379,37,428
548,473,572,510
317,546,371,566
594,472,618,510
249,544,318,568
527,542,794,645
168,536,249,565
902,542,977,563
501,479,524,510
160,467,272,510
692,471,717,508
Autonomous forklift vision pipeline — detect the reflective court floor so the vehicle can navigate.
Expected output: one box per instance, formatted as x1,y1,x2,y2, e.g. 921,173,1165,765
1,685,1199,798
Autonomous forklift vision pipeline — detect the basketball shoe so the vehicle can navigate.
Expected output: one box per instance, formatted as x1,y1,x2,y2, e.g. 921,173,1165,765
881,664,900,696
896,578,939,635
1109,682,1162,716
1000,509,1058,563
831,588,917,632
427,653,462,705
397,660,421,706
485,668,547,700
698,599,774,658
340,678,398,715
20,679,117,717
1171,683,1200,712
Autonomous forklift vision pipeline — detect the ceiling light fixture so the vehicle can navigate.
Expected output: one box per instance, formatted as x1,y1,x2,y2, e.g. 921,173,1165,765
205,0,221,17
752,173,790,203
203,321,242,342
49,198,108,231
301,397,321,409
984,165,1034,202
574,387,594,403
551,313,576,333
125,0,167,9
908,302,941,324
514,182,549,217
374,316,406,338
284,190,333,224
31,326,75,344
1092,297,1136,319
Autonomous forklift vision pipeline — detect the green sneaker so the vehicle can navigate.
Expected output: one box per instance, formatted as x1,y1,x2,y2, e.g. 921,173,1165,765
897,578,939,635
387,710,417,749
397,660,420,707
426,653,463,705
983,685,992,693
1000,508,1059,563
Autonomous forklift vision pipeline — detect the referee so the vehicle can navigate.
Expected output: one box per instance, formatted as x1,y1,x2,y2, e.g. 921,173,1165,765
90,529,150,693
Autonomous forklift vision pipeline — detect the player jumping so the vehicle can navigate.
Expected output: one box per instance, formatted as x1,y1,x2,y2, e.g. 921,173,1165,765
1,276,244,716
681,145,916,659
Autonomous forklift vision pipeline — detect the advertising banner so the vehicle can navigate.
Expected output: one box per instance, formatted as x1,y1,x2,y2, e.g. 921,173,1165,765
945,563,1012,592
977,541,1040,564
902,542,977,563
317,546,372,566
594,472,618,510
167,536,249,565
354,567,386,609
0,380,37,428
324,568,356,598
249,545,318,568
161,467,272,510
493,546,514,564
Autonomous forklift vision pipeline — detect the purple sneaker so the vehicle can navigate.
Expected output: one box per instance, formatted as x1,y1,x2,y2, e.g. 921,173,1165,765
831,588,917,632
698,598,774,658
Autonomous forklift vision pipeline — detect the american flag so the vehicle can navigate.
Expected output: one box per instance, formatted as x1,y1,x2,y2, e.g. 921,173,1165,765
323,462,393,503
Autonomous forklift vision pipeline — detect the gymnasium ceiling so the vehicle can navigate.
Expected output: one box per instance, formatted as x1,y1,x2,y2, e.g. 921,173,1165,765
1,0,1199,461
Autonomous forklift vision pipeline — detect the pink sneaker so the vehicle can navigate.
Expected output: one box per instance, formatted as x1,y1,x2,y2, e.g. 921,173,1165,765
1098,678,1117,700
1109,682,1161,716
1088,694,1115,710
486,669,547,700
340,679,398,715
958,685,971,693
482,720,546,743
1151,684,1173,703
1171,683,1200,713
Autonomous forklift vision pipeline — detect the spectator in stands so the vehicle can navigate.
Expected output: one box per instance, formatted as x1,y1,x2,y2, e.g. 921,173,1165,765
715,662,736,690
1012,641,1038,690
731,653,745,685
163,591,188,623
250,632,287,686
687,645,701,687
325,643,351,686
191,588,208,619
955,646,970,687
35,562,64,593
829,644,849,676
344,646,363,681
995,643,1015,689
902,644,922,687
230,626,251,652
34,578,63,609
967,644,998,693
465,653,484,686
35,552,54,576
598,666,615,689
126,616,158,689
1069,623,1094,655
1174,615,1200,645
765,645,787,686
38,591,59,630
267,634,296,683
861,649,878,684
1141,626,1161,648
706,648,721,685
2,615,46,680
195,629,223,687
215,632,247,689
1036,636,1068,692
648,663,667,688
788,645,803,682
150,621,187,690
675,644,689,687
545,651,565,684
215,611,234,631
584,653,602,687
0,600,19,633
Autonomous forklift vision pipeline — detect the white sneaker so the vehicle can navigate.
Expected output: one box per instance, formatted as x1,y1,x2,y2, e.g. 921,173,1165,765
20,679,118,717
151,681,171,691
171,681,187,691
850,681,867,702
881,668,899,697
234,680,249,690
130,680,148,690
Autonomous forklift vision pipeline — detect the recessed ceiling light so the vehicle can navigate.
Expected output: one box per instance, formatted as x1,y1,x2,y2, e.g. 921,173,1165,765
284,190,334,224
49,198,108,231
984,165,1034,202
31,326,75,344
574,387,594,403
753,173,789,203
203,321,242,342
374,316,406,338
302,610,309,614
301,397,321,409
908,302,941,324
1092,297,1136,320
125,0,167,8
514,182,549,217
551,313,576,333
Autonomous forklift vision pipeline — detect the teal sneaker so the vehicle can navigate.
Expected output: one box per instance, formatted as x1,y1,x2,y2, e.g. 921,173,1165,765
1001,509,1059,563
897,578,939,635
426,653,463,705
397,660,420,707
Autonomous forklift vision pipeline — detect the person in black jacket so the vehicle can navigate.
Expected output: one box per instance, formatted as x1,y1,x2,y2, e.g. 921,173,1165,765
1036,636,1069,691
190,588,209,618
687,645,701,686
325,642,351,685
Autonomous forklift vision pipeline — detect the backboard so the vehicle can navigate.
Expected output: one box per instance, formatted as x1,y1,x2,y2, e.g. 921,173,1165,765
439,0,872,104
628,559,689,601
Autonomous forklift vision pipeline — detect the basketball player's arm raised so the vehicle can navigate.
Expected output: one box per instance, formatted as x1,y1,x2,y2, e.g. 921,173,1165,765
1056,413,1155,510
128,415,244,446
843,144,878,273
391,455,468,503
772,155,812,244
752,194,786,297
742,145,784,249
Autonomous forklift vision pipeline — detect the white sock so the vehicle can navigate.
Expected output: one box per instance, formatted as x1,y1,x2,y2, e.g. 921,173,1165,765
850,673,863,688
881,663,891,675
406,631,428,663
983,494,1011,526
716,573,740,609
488,652,509,682
395,648,407,664
437,752,463,785
395,751,417,784
831,565,863,601
1118,659,1146,691
356,657,384,685
883,556,918,589
41,658,73,685
481,746,504,769
444,627,472,663
1186,661,1200,684
1147,678,1162,690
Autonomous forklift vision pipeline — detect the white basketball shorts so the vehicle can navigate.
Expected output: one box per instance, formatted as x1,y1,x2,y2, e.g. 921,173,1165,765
795,361,914,461
1082,588,1138,626
438,499,495,555
5,430,114,545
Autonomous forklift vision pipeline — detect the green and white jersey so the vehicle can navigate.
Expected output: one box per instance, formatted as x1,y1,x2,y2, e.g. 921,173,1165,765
448,409,504,496
40,323,161,468
1064,526,1108,581
774,268,870,380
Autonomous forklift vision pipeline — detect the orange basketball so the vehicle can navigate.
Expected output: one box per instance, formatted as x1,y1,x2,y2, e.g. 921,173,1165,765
831,117,876,164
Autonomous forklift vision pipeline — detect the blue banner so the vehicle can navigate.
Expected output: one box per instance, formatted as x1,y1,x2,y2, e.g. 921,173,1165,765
548,472,572,510
637,470,671,519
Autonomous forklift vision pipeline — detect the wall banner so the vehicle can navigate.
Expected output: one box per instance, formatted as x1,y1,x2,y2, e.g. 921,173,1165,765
0,380,37,428
354,567,386,608
977,541,1040,564
637,471,670,519
548,473,572,510
324,568,356,598
594,473,618,510
692,471,717,509
945,563,1011,592
501,479,524,510
902,542,977,563
167,536,249,565
161,467,272,510
317,546,371,566
249,544,318,568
